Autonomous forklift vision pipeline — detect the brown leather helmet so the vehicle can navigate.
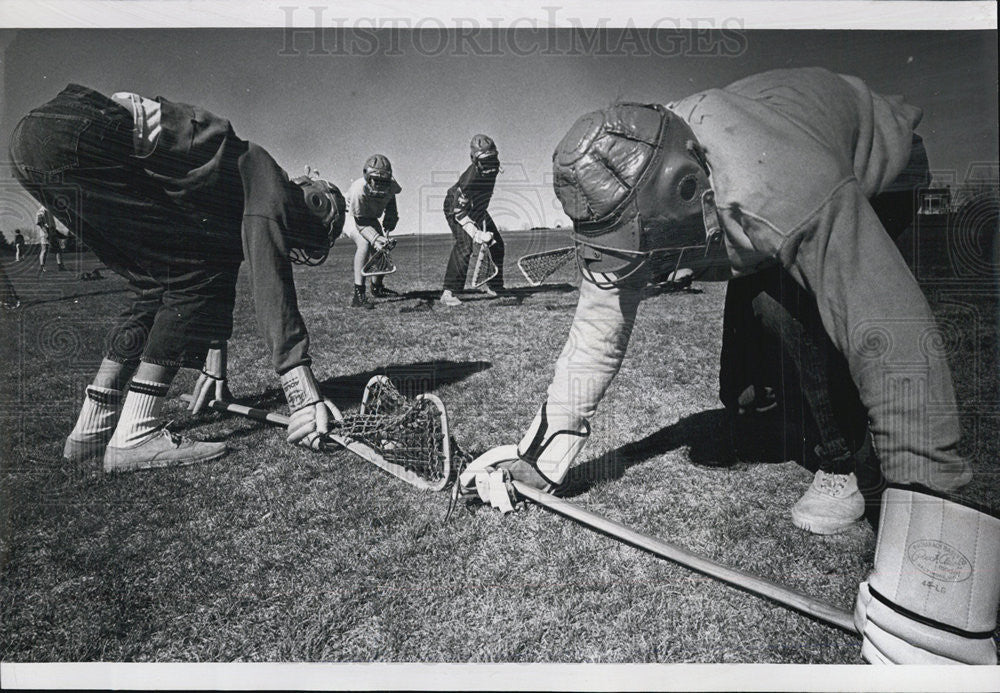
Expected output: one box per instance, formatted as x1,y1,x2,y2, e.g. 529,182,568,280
552,103,721,287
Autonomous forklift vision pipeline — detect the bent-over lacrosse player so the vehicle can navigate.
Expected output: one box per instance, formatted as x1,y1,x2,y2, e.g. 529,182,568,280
463,68,998,664
10,84,346,472
342,154,401,309
440,134,504,306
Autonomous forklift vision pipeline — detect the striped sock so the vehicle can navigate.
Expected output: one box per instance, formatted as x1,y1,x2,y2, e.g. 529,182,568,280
69,385,122,441
108,379,170,448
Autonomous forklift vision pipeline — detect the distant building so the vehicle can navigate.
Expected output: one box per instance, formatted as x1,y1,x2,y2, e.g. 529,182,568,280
918,187,951,215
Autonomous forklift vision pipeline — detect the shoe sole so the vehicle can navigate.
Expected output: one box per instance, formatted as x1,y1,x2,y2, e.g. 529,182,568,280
103,446,227,473
791,509,862,535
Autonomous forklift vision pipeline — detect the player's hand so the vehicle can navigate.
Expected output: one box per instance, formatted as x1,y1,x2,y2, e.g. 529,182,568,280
457,445,523,513
188,344,231,414
458,402,590,513
281,365,343,448
473,230,494,245
372,235,389,251
288,399,344,449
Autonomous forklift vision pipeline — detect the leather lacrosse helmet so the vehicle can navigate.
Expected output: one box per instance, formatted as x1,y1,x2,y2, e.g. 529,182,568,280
470,134,500,176
289,176,346,265
552,103,721,287
363,154,395,198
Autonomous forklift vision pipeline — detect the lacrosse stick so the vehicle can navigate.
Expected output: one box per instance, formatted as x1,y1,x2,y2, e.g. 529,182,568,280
179,376,451,491
362,246,396,277
450,447,856,635
517,246,575,286
465,241,498,289
515,478,857,634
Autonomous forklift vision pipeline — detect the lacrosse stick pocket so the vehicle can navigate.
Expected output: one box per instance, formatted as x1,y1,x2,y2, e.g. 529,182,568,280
362,249,396,277
465,242,498,289
517,246,576,286
321,375,452,491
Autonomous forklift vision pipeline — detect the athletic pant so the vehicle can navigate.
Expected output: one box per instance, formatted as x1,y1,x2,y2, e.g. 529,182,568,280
9,84,241,369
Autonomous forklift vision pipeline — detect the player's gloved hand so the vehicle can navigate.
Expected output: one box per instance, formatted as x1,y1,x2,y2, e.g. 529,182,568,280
458,402,590,513
280,365,343,449
460,218,481,241
188,343,232,414
853,486,1000,664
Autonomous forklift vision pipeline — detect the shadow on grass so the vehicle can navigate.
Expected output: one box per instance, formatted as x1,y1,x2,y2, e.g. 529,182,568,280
21,287,130,307
179,360,493,432
386,283,579,312
562,408,738,496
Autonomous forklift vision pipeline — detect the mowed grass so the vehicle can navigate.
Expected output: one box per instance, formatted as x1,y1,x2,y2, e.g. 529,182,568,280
0,220,997,663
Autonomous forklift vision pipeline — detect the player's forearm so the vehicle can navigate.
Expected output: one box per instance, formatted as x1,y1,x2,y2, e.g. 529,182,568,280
242,215,312,374
546,276,644,420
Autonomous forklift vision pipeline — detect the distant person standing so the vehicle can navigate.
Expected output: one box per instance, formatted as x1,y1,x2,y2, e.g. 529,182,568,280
36,205,67,272
342,155,401,308
440,134,504,306
14,230,25,261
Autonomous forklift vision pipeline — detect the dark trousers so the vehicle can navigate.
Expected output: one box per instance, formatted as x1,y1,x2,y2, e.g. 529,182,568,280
720,175,921,475
442,214,504,291
9,84,239,369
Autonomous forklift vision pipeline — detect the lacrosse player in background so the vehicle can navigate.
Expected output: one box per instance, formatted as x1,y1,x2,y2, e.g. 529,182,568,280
14,229,26,262
342,154,401,309
440,134,504,306
465,68,998,664
10,84,346,472
36,205,68,272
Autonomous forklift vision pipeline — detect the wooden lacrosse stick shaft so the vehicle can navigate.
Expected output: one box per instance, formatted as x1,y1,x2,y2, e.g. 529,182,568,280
511,480,859,636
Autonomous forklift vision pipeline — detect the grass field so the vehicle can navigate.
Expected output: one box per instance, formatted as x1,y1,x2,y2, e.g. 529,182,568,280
1,218,997,665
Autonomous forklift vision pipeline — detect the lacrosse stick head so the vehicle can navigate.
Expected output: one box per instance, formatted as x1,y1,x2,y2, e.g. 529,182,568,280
347,376,452,491
361,249,397,277
465,242,499,289
517,246,576,286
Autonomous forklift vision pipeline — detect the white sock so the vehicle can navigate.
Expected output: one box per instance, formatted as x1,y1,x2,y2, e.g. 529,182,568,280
69,385,122,441
108,379,169,448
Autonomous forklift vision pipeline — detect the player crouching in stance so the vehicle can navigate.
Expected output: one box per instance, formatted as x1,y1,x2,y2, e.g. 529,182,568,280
464,68,999,664
10,84,346,472
343,155,401,308
440,134,504,306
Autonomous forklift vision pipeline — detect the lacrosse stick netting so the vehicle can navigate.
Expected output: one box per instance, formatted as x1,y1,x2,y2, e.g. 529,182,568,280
362,249,396,277
329,375,452,491
517,246,575,286
465,242,498,289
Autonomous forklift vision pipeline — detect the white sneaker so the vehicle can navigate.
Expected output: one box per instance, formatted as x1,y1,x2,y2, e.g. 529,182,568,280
103,427,227,473
63,433,113,463
791,470,865,535
440,290,462,307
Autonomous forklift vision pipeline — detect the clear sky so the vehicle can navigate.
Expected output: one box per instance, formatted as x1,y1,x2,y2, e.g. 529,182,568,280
1,28,997,239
